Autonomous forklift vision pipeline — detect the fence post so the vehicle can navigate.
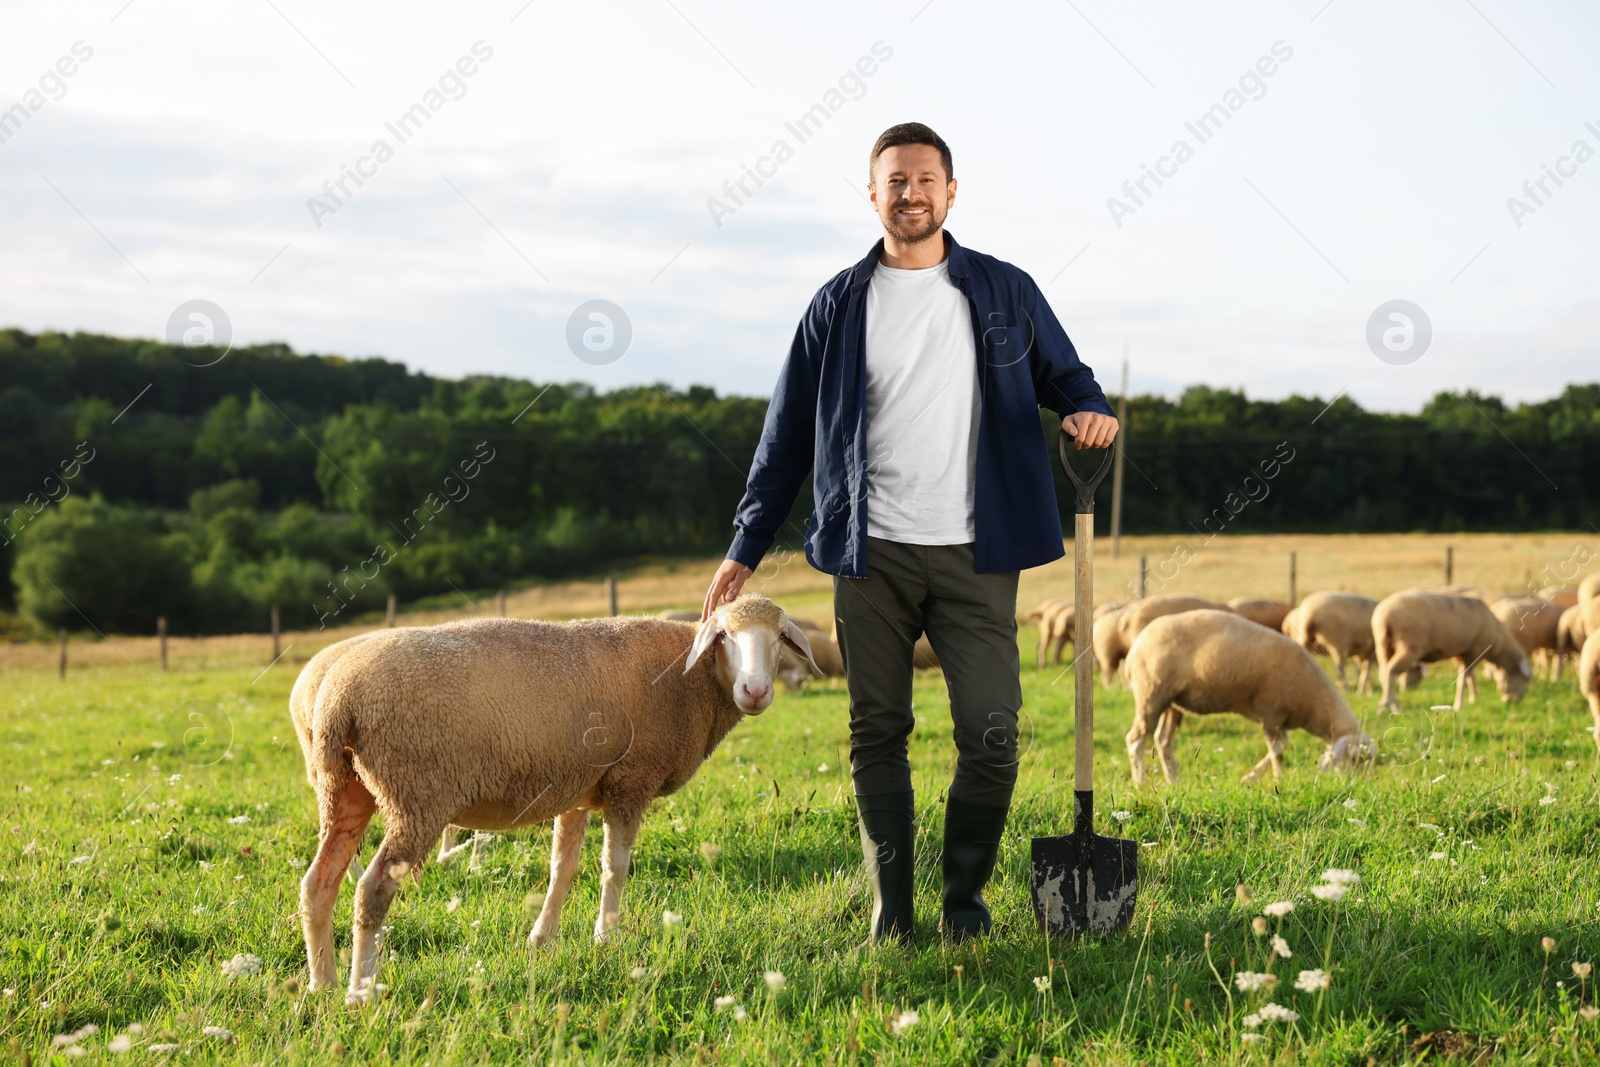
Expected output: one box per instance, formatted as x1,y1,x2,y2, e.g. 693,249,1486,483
58,628,67,680
270,605,281,661
158,616,168,671
1289,552,1298,605
1137,556,1148,600
1109,352,1128,559
608,576,618,617
497,590,507,617
1445,545,1454,585
386,592,397,628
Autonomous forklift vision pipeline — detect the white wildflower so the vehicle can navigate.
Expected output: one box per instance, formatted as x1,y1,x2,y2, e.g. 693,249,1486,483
817,763,829,772
1295,969,1331,992
1539,795,1557,806
764,970,787,993
1429,852,1447,861
201,1026,235,1042
714,995,737,1010
699,842,722,862
732,1004,748,1020
227,815,250,825
1263,901,1294,918
1341,798,1358,810
1321,869,1360,886
1310,883,1349,902
1258,1003,1300,1023
220,953,262,979
662,909,684,928
21,841,37,855
67,855,91,866
1243,1013,1263,1028
890,1009,920,1034
1430,774,1446,784
630,966,647,979
1270,936,1291,959
1574,962,1593,979
1581,1005,1599,1022
1348,818,1367,827
148,1044,180,1052
446,896,462,913
53,1025,99,1048
1033,975,1052,993
107,1033,134,1053
1241,1032,1266,1045
1234,972,1277,992
1111,810,1133,822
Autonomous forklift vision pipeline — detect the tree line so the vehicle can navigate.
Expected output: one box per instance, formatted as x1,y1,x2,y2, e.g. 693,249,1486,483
1,328,1595,635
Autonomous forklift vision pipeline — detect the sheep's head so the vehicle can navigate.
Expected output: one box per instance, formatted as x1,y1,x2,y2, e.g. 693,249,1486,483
685,594,817,714
1484,656,1533,704
1317,732,1377,773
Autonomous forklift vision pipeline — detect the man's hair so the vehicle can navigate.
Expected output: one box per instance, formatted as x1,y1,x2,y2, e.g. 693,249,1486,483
868,123,953,183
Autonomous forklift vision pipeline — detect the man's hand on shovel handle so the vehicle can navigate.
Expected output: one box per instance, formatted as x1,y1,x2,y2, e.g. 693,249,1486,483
1062,411,1119,450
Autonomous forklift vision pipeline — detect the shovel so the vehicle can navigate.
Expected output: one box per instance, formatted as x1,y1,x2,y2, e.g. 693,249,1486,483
1030,430,1139,937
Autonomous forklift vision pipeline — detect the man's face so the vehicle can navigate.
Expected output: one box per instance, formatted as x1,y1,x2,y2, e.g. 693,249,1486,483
870,144,956,245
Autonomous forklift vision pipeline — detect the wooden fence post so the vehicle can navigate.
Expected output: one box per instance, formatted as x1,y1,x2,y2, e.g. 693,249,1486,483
157,616,168,671
58,628,67,680
270,604,281,660
1289,552,1298,605
386,592,397,628
608,577,618,617
1137,556,1148,600
1445,545,1454,585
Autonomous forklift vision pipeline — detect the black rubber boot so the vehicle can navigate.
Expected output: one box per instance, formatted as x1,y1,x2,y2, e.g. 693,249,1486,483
940,796,1010,940
855,791,916,944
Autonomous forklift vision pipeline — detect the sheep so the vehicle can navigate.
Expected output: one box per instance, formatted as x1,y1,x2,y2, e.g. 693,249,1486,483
1489,596,1565,680
1540,586,1579,609
1021,597,1071,624
1097,595,1229,681
1035,600,1125,669
778,620,842,689
1093,604,1131,681
1579,630,1600,756
291,635,489,879
1558,599,1600,666
656,609,703,622
1372,592,1531,713
1582,573,1600,603
1227,597,1293,631
1123,609,1374,784
1282,591,1425,695
294,593,816,1004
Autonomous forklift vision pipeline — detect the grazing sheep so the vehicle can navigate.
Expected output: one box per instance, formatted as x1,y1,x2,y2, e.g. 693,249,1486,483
1580,630,1600,756
295,593,816,1004
1283,591,1425,695
1557,600,1600,665
778,620,842,688
1092,604,1130,681
1227,597,1293,631
1540,586,1579,609
1582,574,1600,603
1372,592,1531,713
1123,610,1374,784
1021,597,1071,624
1490,596,1565,680
1097,595,1229,681
1037,601,1075,668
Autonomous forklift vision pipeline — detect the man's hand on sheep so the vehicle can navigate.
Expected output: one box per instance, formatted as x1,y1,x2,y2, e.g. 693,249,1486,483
1062,411,1119,450
703,559,754,621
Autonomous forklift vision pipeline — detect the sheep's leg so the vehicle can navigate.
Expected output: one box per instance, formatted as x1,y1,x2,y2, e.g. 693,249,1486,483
1243,729,1288,783
1332,652,1350,691
1356,658,1372,697
435,825,458,866
1588,693,1600,757
301,778,376,993
1035,627,1049,670
530,809,588,947
1154,709,1182,782
347,823,435,1006
593,807,644,944
1125,694,1169,786
1453,659,1470,711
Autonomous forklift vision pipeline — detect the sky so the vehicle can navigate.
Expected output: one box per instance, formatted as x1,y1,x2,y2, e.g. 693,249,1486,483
1,0,1596,411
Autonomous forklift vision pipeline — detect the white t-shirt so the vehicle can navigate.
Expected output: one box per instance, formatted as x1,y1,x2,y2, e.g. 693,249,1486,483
862,258,981,544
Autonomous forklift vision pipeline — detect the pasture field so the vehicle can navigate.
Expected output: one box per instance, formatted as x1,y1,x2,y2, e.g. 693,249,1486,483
1,532,1598,1064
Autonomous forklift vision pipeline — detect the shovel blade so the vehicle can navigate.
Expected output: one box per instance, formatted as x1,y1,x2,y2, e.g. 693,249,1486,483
1030,831,1139,937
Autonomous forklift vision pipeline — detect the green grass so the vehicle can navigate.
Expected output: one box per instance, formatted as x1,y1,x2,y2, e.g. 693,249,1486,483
1,638,1598,1065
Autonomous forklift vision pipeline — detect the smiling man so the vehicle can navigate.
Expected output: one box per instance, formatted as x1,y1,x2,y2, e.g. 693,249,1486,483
702,123,1117,943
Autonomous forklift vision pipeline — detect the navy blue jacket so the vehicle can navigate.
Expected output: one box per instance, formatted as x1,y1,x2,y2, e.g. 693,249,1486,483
726,232,1113,578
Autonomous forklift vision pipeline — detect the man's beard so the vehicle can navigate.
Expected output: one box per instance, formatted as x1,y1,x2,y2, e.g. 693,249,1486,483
880,200,946,244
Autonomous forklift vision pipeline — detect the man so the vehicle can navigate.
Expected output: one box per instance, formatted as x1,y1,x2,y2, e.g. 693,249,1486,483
702,123,1118,943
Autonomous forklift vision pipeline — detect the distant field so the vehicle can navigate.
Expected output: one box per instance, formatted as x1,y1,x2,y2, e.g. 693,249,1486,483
1,529,1598,1063
4,531,1595,675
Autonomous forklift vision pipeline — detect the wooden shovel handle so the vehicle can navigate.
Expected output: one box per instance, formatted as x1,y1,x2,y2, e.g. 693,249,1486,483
1057,432,1111,795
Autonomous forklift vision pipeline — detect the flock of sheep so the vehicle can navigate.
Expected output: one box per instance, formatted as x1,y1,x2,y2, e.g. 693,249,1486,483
286,570,1600,1004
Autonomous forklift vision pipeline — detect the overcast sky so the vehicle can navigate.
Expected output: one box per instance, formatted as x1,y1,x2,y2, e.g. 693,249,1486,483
1,0,1596,411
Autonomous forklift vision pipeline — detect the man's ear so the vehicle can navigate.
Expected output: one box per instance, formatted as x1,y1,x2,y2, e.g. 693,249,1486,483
685,615,723,673
780,618,821,676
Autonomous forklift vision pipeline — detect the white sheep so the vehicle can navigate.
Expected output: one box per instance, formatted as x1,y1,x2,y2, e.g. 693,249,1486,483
1123,609,1374,784
1372,592,1531,713
777,619,841,689
1540,586,1578,609
1226,597,1293,631
1098,595,1228,681
1581,573,1600,603
1283,591,1422,695
1558,600,1600,667
294,593,815,1004
1490,596,1565,680
1033,599,1123,669
1579,630,1600,756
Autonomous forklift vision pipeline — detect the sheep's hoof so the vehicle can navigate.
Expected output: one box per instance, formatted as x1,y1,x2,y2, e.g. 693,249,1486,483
528,928,557,949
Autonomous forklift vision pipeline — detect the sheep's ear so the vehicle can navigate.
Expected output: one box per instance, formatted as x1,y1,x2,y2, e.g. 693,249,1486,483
684,615,723,673
780,618,821,676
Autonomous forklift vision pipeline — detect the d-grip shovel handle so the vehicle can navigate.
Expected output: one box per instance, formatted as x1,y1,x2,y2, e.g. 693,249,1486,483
1058,430,1112,833
1057,431,1114,514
